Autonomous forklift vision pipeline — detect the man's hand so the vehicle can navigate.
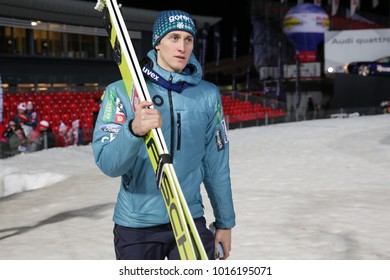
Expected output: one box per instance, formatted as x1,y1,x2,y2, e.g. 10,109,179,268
131,101,162,136
215,228,232,260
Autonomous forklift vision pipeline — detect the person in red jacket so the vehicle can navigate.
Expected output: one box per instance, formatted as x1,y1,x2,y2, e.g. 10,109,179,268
55,121,72,147
27,120,56,152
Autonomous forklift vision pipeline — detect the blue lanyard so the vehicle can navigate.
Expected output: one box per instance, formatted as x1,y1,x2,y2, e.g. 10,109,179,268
142,64,189,93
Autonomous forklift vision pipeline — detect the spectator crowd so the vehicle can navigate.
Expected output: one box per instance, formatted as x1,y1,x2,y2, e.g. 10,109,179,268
1,100,87,159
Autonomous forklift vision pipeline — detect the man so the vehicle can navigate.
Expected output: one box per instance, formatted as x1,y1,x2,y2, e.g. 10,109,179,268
12,102,29,133
92,10,235,260
25,101,39,132
0,120,27,158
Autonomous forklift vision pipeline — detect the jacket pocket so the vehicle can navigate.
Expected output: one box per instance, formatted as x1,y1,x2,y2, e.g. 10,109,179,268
122,173,132,190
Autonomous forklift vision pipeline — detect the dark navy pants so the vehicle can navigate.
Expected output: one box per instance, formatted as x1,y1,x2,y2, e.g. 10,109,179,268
113,217,215,260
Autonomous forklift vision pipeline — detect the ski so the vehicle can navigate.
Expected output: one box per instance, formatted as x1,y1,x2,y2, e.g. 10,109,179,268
94,0,208,260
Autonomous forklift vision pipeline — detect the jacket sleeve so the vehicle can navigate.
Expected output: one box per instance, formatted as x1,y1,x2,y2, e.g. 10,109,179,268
202,88,236,229
92,81,144,178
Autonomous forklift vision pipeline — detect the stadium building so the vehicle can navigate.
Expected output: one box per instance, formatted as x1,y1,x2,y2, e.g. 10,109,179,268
0,0,220,90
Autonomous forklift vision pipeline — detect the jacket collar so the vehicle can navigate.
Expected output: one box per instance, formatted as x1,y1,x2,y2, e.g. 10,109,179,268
143,50,203,90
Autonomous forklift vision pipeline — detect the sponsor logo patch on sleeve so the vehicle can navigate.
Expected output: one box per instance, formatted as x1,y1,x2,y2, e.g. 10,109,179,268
99,123,122,143
221,118,229,144
215,129,225,151
115,97,125,124
99,123,122,134
102,89,116,122
131,85,140,111
215,100,229,144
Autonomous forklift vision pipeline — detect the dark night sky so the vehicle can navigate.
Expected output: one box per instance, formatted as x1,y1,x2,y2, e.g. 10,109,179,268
90,0,390,61
113,0,253,60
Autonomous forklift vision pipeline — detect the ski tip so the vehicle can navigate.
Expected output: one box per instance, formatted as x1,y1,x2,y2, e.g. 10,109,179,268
94,0,105,12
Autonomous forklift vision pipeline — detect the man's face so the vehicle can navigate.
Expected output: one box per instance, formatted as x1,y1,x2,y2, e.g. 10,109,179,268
156,30,194,73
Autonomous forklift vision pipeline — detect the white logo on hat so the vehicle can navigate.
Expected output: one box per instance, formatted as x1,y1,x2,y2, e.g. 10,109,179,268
177,22,185,29
168,14,194,26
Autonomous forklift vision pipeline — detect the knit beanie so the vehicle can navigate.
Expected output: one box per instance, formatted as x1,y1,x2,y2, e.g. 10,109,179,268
152,10,196,48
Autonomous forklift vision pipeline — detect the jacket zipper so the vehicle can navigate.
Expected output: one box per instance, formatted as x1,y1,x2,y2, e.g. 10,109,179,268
176,112,181,150
168,76,175,158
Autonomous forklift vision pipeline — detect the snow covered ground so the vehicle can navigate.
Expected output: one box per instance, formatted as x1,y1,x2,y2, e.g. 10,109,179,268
1,114,390,261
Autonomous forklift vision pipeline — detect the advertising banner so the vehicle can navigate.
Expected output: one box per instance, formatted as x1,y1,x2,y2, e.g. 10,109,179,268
324,28,390,74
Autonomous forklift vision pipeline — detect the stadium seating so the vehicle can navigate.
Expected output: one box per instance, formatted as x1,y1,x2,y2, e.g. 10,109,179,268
2,90,103,145
2,90,285,147
221,94,286,123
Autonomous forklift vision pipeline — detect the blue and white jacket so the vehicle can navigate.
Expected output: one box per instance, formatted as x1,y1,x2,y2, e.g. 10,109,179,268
92,50,235,229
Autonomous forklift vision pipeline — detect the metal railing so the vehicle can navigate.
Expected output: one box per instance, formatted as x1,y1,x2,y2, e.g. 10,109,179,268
222,91,386,130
